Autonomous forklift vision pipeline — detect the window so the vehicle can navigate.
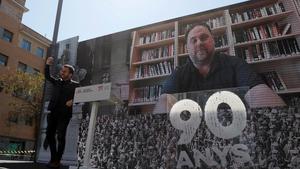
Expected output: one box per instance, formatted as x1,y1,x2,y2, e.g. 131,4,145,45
17,62,27,72
21,39,31,52
8,114,18,124
0,53,8,66
126,38,132,65
17,62,39,74
26,66,35,74
1,29,13,42
8,141,24,151
24,115,33,126
0,81,3,92
15,63,38,100
33,68,40,74
35,47,44,58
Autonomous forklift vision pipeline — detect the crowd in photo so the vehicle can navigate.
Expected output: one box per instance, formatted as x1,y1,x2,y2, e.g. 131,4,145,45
77,114,89,164
77,97,300,169
187,97,300,169
78,113,179,169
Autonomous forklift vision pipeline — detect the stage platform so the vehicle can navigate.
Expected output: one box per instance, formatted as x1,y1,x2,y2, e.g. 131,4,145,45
0,161,69,169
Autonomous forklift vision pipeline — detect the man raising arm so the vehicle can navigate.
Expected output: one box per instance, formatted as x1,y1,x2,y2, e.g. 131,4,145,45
44,57,80,168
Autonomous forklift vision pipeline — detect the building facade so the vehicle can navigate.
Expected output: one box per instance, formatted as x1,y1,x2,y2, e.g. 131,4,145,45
0,0,51,160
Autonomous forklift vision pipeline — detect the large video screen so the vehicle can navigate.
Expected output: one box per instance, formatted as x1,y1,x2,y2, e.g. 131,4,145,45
47,0,300,168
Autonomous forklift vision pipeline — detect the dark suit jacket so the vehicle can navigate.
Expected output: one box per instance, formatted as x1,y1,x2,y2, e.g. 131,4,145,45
45,65,80,118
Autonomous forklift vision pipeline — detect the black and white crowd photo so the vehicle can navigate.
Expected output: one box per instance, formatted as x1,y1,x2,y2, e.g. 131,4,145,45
76,96,300,169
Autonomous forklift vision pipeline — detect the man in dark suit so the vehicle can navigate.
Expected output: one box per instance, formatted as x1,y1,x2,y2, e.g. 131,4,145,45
44,57,80,168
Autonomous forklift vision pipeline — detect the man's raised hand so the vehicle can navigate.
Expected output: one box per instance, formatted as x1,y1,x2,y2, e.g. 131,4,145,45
46,57,54,65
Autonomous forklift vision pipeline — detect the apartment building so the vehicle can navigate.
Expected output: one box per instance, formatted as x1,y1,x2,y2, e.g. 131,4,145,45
0,0,51,159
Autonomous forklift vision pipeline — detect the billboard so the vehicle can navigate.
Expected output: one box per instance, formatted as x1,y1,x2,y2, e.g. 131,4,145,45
77,88,300,168
41,0,300,168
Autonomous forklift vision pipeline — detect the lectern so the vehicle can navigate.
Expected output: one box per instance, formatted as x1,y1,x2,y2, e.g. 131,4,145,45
73,83,120,169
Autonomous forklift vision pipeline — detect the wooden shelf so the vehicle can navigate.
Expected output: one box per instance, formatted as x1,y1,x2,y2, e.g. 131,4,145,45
178,10,224,24
129,101,157,106
132,56,174,65
178,53,189,57
135,37,174,49
212,25,227,35
234,33,300,48
130,73,171,82
229,0,277,12
231,11,293,29
178,35,185,40
137,22,175,34
248,54,300,64
277,88,300,94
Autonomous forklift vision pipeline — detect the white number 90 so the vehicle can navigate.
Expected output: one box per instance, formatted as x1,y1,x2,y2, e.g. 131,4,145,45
169,91,247,145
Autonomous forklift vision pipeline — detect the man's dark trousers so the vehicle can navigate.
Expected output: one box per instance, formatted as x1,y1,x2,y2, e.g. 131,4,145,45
46,109,71,162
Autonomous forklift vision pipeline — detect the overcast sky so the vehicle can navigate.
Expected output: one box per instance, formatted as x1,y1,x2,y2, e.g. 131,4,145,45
22,0,246,42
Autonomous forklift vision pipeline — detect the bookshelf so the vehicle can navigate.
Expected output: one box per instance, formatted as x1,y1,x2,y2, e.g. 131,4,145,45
135,37,175,49
248,54,300,64
129,73,171,82
231,11,293,29
129,0,300,113
234,33,300,47
128,101,157,106
129,22,176,111
231,0,300,96
132,56,174,65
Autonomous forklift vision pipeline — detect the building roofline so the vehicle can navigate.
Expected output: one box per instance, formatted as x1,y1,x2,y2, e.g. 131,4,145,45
80,0,269,42
20,24,52,46
9,0,29,12
130,0,262,31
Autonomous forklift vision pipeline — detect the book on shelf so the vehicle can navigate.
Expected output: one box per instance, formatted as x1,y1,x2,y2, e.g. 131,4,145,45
134,61,174,79
262,42,271,59
244,48,251,62
206,16,226,29
230,2,285,23
214,34,228,48
180,15,226,35
259,71,287,91
132,85,162,103
278,2,286,12
139,44,174,62
139,29,175,45
281,23,291,35
233,22,284,43
235,37,300,62
255,44,263,60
